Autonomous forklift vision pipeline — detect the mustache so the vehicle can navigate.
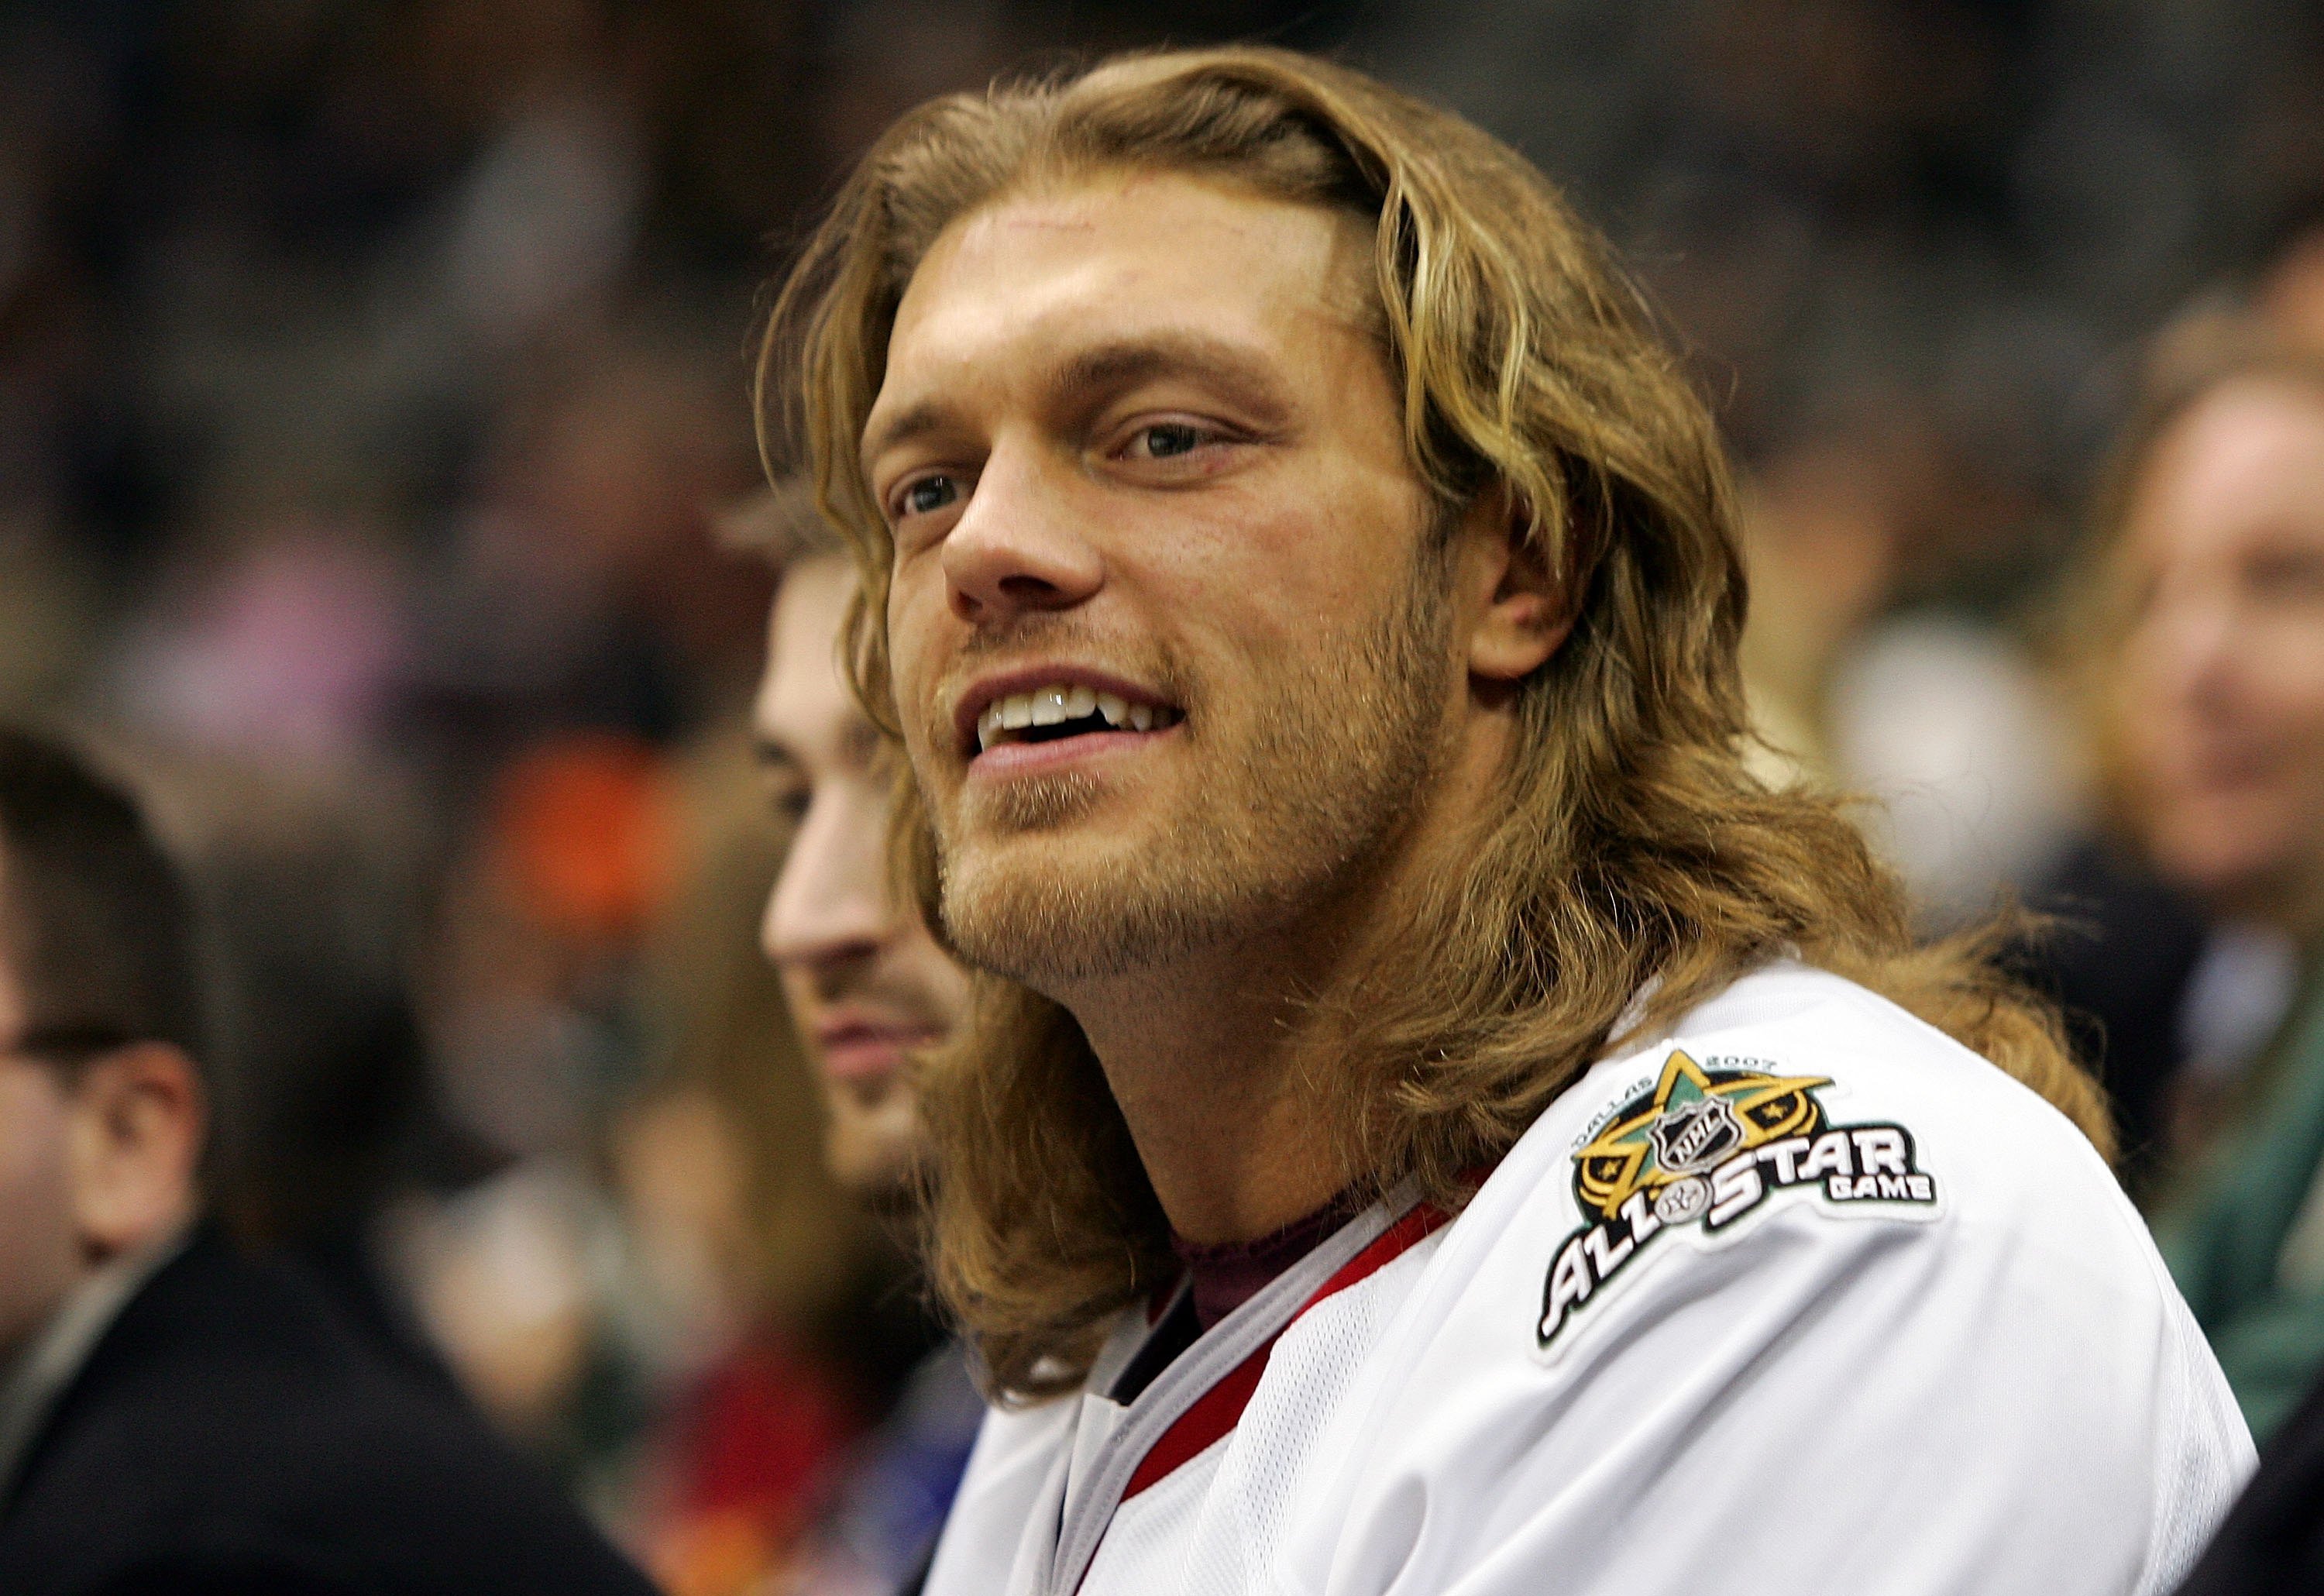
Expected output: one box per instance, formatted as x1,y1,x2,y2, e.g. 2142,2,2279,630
799,969,952,1027
928,614,1191,723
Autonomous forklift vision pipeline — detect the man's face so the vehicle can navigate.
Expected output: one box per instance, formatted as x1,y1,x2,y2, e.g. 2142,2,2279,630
0,917,82,1365
2117,378,2324,920
757,556,972,1198
860,171,1457,989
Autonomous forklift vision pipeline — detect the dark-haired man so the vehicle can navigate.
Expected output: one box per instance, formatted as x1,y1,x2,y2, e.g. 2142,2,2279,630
744,489,975,1207
763,45,2251,1596
731,487,981,1592
0,727,657,1596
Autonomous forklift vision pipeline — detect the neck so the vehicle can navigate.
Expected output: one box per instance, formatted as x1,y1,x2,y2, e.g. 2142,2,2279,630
1064,921,1360,1246
1057,717,1511,1246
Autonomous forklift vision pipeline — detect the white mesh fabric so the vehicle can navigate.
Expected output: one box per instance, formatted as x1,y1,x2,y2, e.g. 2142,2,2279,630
2140,1289,2256,1594
1081,1439,1227,1596
1177,1238,1443,1596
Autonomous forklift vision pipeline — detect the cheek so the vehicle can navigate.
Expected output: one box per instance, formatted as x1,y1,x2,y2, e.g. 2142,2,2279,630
0,1086,67,1206
2116,671,2194,779
1136,506,1393,672
775,959,824,1037
1184,476,1401,603
887,570,957,747
2244,624,2324,738
0,1115,75,1334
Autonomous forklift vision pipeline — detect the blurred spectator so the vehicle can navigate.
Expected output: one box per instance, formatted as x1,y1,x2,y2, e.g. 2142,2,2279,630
389,731,685,1495
2060,325,2324,1441
395,731,851,1543
1827,613,2082,921
611,723,905,1596
1738,412,2082,924
2018,828,2221,1200
1735,425,1903,783
2019,211,2324,1196
105,513,417,771
0,724,657,1595
154,754,445,1381
396,703,907,1594
733,486,982,1596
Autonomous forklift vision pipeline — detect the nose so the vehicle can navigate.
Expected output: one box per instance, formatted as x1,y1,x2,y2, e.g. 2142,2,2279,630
761,789,892,979
940,440,1105,624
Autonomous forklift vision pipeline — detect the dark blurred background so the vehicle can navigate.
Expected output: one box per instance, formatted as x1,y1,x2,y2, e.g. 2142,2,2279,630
5,0,2322,1589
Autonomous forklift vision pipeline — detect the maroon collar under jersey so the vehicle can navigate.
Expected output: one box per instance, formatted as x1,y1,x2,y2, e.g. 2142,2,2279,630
1170,1192,1370,1333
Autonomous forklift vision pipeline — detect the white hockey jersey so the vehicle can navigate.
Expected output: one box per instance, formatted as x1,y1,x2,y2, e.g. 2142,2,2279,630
923,962,2254,1596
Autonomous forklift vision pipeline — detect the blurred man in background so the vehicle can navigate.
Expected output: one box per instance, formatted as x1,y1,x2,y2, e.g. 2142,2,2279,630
2085,329,2324,1446
738,487,980,1594
0,726,657,1596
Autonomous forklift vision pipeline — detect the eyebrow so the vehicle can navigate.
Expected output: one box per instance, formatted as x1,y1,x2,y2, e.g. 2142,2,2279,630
751,718,882,772
1047,333,1294,426
859,399,957,473
858,331,1295,470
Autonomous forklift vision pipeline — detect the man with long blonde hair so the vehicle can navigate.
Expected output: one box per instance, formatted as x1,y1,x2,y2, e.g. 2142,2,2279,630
760,46,2248,1596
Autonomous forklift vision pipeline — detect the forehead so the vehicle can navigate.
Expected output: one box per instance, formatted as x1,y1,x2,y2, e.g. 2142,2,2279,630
2130,379,2324,559
756,556,861,751
873,170,1374,419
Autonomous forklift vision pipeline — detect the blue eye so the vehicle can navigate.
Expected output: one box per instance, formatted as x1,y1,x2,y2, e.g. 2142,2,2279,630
903,475,959,515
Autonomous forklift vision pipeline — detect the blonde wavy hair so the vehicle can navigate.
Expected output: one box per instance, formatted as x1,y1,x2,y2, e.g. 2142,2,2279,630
757,45,2110,1401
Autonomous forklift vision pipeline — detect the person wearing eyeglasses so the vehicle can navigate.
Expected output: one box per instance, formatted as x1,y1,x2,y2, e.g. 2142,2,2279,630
0,726,658,1596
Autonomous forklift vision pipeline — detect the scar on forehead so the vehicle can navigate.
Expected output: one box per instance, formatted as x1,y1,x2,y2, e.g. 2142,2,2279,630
996,212,1099,232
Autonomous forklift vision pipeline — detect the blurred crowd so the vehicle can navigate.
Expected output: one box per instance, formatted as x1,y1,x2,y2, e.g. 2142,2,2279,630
7,0,2324,1592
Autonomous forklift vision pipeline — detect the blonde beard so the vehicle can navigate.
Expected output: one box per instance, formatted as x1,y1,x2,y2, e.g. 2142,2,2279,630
930,555,1454,990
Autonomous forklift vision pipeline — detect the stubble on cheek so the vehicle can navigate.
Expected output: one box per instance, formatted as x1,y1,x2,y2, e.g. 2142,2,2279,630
924,559,1455,991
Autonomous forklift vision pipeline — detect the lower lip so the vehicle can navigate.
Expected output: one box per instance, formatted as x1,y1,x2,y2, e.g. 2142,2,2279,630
969,726,1177,779
816,1032,933,1082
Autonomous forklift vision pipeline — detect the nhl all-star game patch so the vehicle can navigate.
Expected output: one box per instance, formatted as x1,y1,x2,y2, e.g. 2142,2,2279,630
1536,1048,1937,1353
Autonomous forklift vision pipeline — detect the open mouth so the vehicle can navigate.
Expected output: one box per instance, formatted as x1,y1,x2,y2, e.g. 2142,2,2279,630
975,683,1184,755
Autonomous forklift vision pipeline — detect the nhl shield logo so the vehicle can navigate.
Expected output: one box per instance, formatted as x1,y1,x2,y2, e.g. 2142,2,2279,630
1648,1094,1742,1175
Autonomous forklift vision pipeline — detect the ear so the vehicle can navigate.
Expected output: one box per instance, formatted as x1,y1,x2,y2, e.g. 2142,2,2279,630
1459,487,1576,683
64,1042,205,1263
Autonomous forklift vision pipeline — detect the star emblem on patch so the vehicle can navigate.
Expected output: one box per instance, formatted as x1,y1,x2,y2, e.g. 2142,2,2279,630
1573,1050,1827,1223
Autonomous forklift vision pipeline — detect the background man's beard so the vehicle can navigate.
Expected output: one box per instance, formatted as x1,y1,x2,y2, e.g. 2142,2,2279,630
930,562,1453,989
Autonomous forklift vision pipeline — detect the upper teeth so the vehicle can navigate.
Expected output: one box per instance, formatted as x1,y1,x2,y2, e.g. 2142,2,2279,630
978,685,1155,750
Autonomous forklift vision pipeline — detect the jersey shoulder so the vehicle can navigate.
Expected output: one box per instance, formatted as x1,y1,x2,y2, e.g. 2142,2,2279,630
1482,960,2144,1357
1281,964,2249,1596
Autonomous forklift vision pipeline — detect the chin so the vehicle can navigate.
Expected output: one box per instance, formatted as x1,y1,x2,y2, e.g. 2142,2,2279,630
824,1085,927,1209
829,1138,923,1212
2154,825,2298,912
938,838,1270,989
